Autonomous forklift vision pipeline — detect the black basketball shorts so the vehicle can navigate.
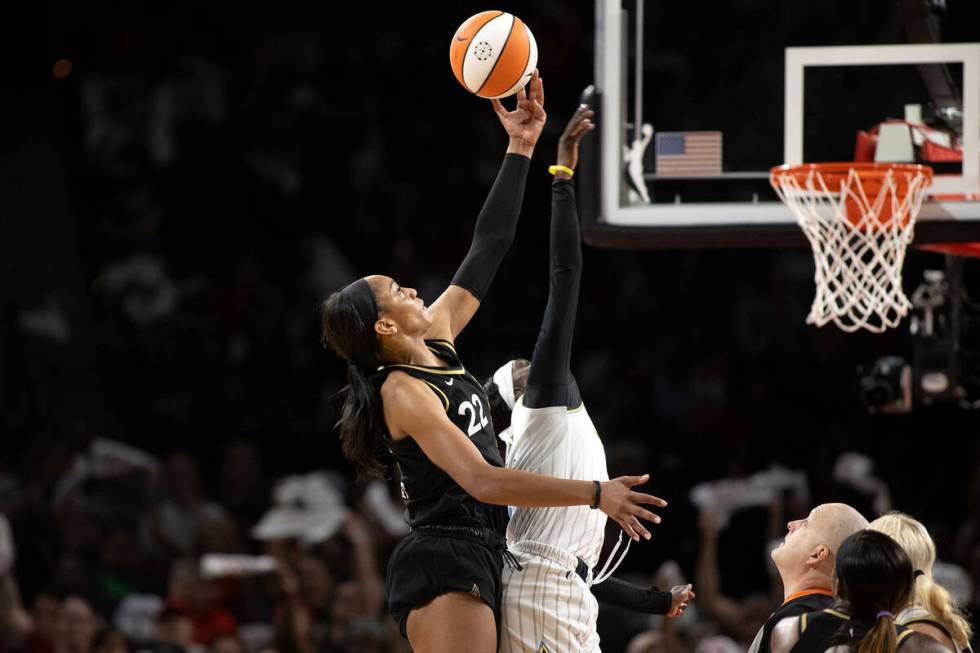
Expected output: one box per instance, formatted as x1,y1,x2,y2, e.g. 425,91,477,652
385,525,504,639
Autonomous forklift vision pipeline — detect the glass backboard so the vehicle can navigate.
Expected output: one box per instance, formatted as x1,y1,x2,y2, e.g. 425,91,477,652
580,0,980,248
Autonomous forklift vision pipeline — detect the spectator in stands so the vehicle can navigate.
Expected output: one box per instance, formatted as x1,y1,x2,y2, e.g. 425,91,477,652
154,603,195,653
54,597,99,653
0,563,33,652
165,560,236,646
207,634,243,653
91,628,129,653
144,455,228,558
695,508,776,647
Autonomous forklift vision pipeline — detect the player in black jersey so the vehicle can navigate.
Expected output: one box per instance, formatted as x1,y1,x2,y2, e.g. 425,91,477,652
320,71,666,653
770,530,948,653
870,513,974,653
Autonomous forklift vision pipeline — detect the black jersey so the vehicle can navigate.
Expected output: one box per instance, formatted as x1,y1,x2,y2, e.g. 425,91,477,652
792,608,914,653
376,339,508,533
749,590,835,653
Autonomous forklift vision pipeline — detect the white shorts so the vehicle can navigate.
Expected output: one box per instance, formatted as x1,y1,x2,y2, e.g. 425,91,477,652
500,540,601,653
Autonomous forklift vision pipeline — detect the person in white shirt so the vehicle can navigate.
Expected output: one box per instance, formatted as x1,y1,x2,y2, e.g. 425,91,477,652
485,103,693,653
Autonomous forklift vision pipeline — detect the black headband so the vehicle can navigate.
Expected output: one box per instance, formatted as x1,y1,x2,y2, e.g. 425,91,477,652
914,569,925,578
341,278,379,330
340,278,379,369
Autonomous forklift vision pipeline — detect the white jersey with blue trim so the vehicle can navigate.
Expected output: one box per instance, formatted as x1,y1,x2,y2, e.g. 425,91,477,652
503,398,609,568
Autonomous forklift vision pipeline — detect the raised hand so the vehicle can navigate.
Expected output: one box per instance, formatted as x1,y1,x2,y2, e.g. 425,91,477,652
600,474,667,541
492,69,546,157
0,515,14,577
556,103,595,172
275,559,301,599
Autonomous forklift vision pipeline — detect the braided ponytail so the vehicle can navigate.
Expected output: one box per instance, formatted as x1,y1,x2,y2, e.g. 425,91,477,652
870,512,974,649
920,572,973,648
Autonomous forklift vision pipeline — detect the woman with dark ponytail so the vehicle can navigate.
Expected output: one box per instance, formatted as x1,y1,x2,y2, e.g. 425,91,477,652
322,287,389,478
320,72,666,653
771,530,951,653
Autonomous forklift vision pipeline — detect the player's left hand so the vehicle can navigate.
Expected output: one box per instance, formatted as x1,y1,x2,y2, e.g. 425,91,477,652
556,103,595,171
600,474,667,541
492,69,546,155
667,584,695,618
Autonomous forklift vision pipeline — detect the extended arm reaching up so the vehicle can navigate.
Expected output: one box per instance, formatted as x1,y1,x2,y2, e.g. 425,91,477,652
524,103,595,409
425,71,547,342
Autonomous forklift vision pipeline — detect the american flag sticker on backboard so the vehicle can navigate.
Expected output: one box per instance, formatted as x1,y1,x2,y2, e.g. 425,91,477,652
655,131,722,176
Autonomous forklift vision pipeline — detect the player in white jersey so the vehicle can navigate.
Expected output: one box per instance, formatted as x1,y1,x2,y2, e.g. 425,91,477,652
484,104,695,653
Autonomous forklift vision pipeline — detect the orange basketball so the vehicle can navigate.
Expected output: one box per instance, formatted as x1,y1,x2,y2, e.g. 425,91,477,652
449,11,538,99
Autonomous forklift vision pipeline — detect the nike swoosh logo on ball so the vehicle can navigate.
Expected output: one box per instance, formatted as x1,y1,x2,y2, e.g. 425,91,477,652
455,34,467,41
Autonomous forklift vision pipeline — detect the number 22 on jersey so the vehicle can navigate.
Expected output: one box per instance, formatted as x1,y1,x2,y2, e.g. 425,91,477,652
458,393,489,436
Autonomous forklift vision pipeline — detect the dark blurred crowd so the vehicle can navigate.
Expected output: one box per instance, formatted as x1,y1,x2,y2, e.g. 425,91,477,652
0,448,409,653
2,440,979,653
1,2,979,653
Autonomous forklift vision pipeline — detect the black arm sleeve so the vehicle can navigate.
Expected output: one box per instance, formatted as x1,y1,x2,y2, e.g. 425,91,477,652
524,179,583,409
450,153,531,301
591,577,674,615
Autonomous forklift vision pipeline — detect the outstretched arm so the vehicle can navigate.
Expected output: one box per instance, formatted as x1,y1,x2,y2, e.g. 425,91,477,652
341,514,384,618
524,104,595,409
695,508,746,633
425,72,547,342
0,520,33,650
592,578,694,616
381,370,666,541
